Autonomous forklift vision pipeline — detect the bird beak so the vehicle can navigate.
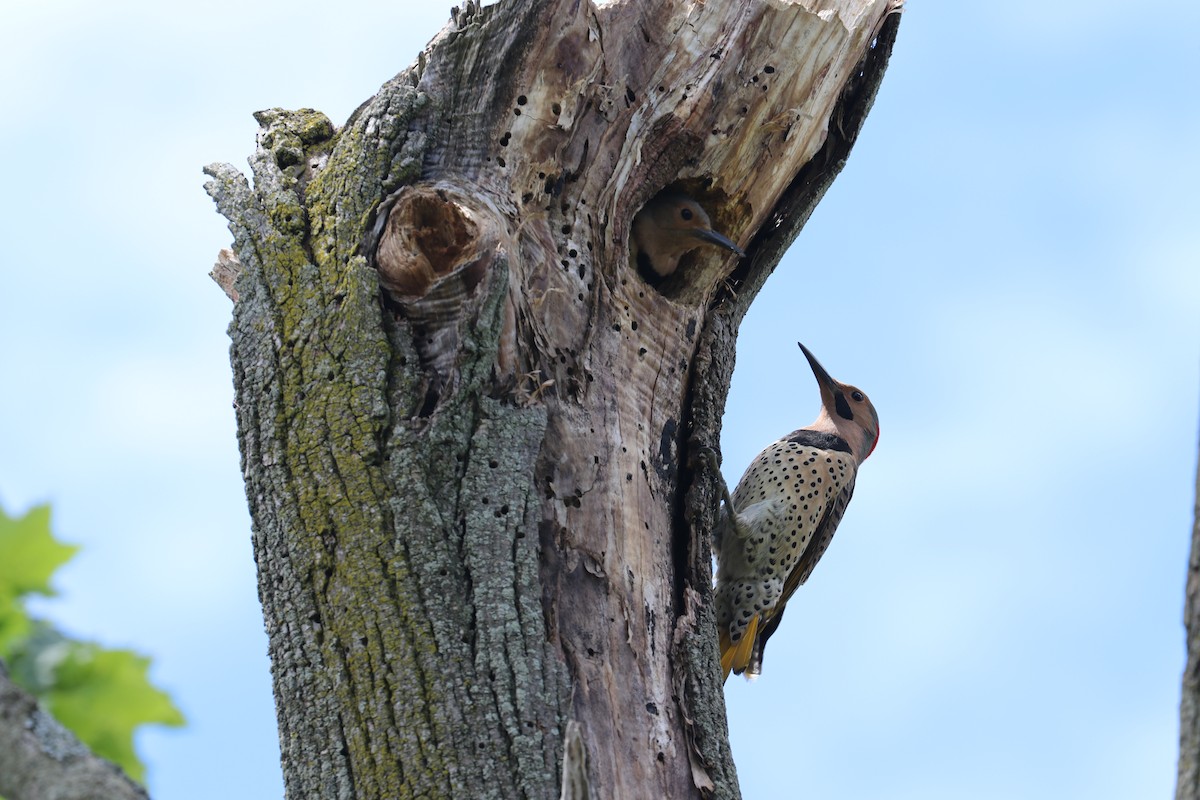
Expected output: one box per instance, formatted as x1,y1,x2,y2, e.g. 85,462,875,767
690,228,746,258
798,342,837,393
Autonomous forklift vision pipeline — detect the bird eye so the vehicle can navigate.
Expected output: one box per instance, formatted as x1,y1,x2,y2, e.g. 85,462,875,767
852,391,865,402
680,208,693,221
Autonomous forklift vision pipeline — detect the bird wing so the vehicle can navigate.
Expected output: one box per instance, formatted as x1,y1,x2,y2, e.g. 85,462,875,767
778,475,856,607
741,476,857,678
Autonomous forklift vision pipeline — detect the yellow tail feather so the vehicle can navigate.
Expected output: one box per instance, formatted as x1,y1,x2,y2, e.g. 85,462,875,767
720,614,760,682
719,630,734,681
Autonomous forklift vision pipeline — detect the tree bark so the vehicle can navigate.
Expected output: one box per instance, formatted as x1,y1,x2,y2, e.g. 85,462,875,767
204,1,901,797
0,661,148,800
1177,433,1200,800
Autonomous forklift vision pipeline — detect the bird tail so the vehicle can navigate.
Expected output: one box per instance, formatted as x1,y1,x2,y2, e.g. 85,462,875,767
719,614,760,682
745,610,784,678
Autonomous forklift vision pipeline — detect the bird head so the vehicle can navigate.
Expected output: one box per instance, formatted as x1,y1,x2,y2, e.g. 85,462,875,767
799,342,880,462
632,192,745,279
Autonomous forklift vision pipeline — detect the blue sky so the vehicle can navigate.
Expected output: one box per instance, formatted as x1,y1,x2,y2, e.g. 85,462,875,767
1,1,1197,798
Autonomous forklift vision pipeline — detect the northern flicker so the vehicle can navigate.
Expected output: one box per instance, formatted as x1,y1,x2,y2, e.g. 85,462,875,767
713,343,879,681
632,192,745,280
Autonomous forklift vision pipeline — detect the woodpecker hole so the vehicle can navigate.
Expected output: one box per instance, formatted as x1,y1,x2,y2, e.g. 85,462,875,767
633,181,746,304
374,188,483,299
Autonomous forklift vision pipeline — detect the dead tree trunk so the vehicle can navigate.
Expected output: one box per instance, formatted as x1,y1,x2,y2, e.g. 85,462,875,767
204,1,901,797
1178,436,1200,800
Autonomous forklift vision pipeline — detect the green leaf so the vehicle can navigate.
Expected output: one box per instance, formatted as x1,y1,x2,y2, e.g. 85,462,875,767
0,501,186,783
0,504,75,655
0,593,32,654
0,504,79,598
44,641,186,782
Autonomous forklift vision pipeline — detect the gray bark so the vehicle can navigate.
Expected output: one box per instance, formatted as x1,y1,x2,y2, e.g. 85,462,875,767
204,1,901,797
0,661,148,800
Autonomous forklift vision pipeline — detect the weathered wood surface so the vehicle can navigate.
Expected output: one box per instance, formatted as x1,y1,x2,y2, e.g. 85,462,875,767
205,0,901,797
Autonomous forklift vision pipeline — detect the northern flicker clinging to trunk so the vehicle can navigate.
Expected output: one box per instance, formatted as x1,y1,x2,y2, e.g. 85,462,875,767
632,192,745,280
714,343,880,681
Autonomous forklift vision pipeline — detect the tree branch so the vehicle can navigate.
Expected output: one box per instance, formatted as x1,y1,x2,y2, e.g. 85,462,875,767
0,659,149,800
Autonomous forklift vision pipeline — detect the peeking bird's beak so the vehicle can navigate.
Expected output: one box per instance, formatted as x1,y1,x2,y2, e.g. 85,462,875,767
691,227,746,258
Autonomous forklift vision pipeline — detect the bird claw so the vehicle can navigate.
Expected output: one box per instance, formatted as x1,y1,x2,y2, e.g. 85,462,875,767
691,445,721,473
692,445,745,541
